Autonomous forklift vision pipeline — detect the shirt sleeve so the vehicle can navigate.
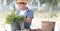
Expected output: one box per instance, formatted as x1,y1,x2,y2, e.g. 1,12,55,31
26,10,34,19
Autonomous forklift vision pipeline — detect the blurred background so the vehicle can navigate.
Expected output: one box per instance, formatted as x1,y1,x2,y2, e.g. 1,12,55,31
0,0,60,31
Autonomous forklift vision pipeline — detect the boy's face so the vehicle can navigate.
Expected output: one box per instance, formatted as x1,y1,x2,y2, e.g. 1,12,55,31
17,2,27,10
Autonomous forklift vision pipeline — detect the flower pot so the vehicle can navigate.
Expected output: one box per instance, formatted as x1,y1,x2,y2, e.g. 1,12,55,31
41,21,55,31
11,22,21,31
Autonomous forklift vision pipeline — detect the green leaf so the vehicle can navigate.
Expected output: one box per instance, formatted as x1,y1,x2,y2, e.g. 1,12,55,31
6,12,25,24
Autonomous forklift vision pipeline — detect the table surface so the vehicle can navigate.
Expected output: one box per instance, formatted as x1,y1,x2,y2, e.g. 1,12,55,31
16,29,43,31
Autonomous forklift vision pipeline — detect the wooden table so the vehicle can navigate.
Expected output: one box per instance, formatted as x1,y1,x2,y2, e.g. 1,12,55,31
16,29,43,31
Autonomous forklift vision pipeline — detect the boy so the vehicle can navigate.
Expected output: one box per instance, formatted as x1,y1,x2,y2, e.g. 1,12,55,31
16,0,34,29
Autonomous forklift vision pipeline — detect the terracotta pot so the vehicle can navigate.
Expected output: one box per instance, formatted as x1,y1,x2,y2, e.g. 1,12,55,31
41,21,55,31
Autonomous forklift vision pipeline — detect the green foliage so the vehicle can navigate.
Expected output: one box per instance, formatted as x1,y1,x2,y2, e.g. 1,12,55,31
39,0,45,4
51,13,57,18
14,15,25,23
39,0,57,5
6,13,15,24
6,12,25,24
39,0,52,3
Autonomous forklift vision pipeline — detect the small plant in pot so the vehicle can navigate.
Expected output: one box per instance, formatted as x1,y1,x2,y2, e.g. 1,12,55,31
5,12,25,31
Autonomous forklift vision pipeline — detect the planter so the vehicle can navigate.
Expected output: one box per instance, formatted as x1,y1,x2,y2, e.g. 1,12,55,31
5,12,25,31
41,21,55,31
11,22,21,31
